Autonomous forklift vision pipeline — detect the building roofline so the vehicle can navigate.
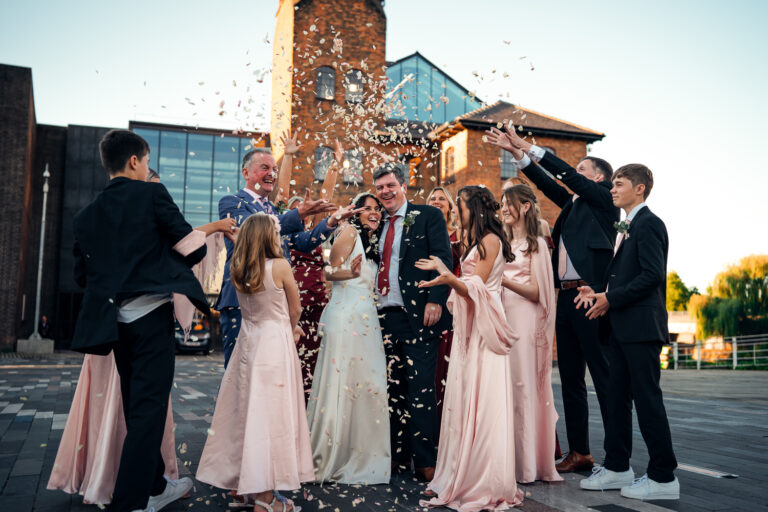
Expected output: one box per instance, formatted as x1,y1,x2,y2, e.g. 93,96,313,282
386,51,480,102
128,120,268,138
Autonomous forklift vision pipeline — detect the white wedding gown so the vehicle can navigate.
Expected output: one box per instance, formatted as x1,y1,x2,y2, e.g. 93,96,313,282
307,233,391,484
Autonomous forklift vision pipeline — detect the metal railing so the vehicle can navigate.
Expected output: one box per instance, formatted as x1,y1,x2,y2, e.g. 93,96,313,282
665,334,768,370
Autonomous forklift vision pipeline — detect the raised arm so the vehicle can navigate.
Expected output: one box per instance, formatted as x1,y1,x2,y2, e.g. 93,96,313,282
274,130,301,205
323,224,362,282
537,151,614,210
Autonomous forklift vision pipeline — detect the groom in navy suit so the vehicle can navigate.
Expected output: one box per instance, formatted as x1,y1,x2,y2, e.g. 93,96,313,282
216,149,340,367
373,163,453,481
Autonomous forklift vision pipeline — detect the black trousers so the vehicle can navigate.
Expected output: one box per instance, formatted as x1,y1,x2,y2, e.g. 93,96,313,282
110,302,175,511
380,307,439,468
603,338,677,483
555,288,610,455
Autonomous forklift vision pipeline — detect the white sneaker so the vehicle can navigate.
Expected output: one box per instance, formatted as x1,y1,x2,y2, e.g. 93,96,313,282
621,474,680,500
147,476,193,511
580,465,635,491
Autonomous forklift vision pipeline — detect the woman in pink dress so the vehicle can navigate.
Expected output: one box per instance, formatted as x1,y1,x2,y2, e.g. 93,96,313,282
500,184,562,484
416,186,523,511
196,213,313,512
46,180,235,506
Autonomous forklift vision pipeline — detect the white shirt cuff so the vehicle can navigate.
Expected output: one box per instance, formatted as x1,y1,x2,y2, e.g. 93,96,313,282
528,145,546,163
516,153,532,169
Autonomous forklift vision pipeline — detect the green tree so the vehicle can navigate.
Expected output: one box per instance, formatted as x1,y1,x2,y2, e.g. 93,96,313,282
688,255,768,337
666,271,692,311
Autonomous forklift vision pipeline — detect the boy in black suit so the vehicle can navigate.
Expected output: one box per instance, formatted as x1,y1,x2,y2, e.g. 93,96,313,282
578,164,679,500
72,130,208,511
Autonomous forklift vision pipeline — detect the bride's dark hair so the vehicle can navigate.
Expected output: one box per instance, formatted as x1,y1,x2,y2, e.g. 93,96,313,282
346,193,383,265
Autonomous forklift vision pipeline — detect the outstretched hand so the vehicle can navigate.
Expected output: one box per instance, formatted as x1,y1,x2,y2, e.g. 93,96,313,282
280,130,301,155
574,285,595,310
584,291,610,320
484,127,525,160
327,204,365,228
296,188,337,219
415,256,452,288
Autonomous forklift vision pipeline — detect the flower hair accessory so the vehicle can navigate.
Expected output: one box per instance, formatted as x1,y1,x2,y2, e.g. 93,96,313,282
268,213,282,234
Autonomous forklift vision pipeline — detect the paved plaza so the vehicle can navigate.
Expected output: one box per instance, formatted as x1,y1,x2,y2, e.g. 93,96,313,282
0,351,766,512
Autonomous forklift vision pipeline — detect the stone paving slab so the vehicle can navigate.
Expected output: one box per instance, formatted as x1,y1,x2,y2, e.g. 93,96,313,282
1,352,767,511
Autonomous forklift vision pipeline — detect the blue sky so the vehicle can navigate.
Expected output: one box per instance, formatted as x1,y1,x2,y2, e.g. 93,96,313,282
2,0,766,290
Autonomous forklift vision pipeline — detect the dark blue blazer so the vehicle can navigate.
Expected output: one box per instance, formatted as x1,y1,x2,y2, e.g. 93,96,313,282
72,178,208,354
604,206,669,344
215,189,334,310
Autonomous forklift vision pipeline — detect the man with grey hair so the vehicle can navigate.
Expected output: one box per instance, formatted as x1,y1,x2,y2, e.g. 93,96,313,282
216,148,345,367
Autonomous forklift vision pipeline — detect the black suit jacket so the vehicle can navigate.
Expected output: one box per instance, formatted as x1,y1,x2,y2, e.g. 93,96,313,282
72,177,209,354
604,206,669,343
394,202,453,336
518,152,619,288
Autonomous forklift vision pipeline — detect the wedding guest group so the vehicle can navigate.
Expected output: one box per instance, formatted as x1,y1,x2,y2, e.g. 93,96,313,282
53,122,679,511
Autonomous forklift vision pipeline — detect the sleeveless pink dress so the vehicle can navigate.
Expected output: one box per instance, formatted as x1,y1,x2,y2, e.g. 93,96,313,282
46,353,178,505
502,238,561,483
196,258,314,495
422,240,524,511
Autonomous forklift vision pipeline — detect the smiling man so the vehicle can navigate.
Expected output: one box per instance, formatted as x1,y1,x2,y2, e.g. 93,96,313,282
216,148,342,367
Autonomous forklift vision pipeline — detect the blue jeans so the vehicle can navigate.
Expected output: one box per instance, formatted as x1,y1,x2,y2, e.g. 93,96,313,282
220,307,242,369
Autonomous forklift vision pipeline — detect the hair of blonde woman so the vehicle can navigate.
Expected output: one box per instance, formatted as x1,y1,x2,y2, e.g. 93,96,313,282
502,184,542,257
230,213,283,293
426,186,458,232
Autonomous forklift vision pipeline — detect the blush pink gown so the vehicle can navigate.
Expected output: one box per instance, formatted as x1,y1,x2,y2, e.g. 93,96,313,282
422,241,524,511
46,353,178,505
502,237,562,483
196,259,314,495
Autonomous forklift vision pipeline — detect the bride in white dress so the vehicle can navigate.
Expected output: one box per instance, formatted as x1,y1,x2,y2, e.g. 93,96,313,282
307,193,391,484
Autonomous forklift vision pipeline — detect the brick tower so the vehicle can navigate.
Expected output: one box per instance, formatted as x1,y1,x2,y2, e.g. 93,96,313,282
271,0,388,202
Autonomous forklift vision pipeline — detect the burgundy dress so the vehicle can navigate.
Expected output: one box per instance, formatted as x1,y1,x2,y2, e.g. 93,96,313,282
290,247,329,397
436,231,462,425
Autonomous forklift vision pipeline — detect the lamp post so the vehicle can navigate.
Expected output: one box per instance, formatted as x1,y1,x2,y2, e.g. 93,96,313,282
29,163,50,340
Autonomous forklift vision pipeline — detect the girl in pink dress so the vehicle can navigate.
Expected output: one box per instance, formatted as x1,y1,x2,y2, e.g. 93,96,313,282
500,185,562,484
416,186,523,511
196,213,313,512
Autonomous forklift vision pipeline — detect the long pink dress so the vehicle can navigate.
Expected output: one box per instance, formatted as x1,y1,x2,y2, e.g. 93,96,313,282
422,241,524,512
196,258,314,495
502,237,562,484
46,353,178,505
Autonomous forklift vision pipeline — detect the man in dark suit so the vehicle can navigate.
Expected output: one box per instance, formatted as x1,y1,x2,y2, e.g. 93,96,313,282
485,126,618,472
373,163,453,481
72,130,207,511
578,164,679,500
216,147,347,367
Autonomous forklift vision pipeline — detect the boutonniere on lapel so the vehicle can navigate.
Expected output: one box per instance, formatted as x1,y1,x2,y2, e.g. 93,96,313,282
402,210,420,233
275,200,288,215
614,219,631,239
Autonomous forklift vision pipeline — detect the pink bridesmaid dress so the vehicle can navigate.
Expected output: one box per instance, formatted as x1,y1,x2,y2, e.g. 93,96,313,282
196,258,314,495
502,237,562,483
46,352,178,505
422,239,524,511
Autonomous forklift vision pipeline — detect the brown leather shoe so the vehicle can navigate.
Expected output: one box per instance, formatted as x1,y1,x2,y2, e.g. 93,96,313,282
555,451,594,472
415,466,435,481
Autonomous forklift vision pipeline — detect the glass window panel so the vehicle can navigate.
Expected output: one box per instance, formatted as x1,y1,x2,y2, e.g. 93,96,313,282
133,128,159,169
212,136,242,217
185,134,214,221
316,66,335,100
344,69,364,103
500,148,518,179
314,146,334,181
343,148,363,185
400,58,418,120
157,131,186,208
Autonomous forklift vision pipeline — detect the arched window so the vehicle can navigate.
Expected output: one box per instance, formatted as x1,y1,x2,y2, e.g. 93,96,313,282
343,148,363,185
500,148,518,179
344,69,363,103
314,146,334,180
316,66,335,100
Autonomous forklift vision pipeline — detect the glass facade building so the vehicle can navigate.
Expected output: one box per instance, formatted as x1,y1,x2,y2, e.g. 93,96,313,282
130,122,268,227
386,52,481,124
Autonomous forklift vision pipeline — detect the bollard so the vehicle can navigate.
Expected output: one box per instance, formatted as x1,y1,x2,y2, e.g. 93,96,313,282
732,338,738,370
696,340,701,370
673,342,678,370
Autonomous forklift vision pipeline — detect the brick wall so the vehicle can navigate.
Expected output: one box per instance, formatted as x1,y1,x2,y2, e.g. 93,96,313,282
0,65,36,350
271,0,388,205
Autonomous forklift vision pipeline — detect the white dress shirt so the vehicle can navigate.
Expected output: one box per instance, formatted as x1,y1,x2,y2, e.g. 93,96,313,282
377,201,408,308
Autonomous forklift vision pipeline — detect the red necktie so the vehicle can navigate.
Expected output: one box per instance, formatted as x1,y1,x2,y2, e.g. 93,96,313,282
378,215,400,296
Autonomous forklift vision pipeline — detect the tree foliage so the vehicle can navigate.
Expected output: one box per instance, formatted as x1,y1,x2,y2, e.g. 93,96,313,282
687,255,768,338
666,271,692,311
